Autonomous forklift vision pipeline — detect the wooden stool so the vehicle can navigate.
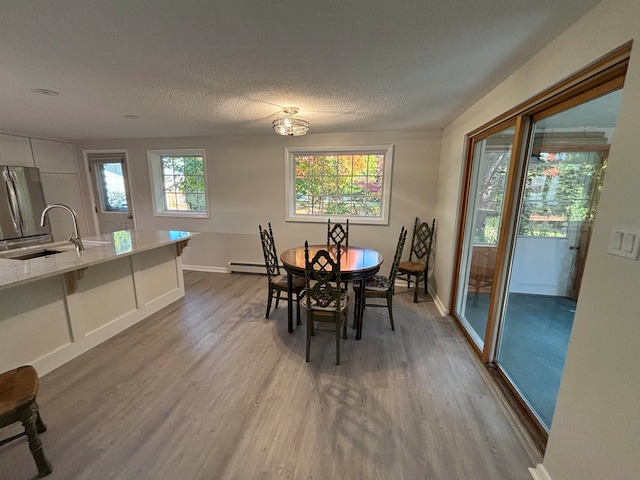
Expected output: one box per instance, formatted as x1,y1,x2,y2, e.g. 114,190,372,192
0,366,52,477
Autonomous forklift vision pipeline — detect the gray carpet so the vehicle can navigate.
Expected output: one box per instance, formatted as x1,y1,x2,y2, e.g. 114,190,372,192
463,292,575,428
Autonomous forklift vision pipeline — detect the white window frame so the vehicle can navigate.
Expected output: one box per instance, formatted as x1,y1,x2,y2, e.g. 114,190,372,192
147,148,210,218
284,145,394,225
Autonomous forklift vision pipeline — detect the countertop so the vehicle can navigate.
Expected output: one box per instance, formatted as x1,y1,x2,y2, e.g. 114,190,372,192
0,230,196,290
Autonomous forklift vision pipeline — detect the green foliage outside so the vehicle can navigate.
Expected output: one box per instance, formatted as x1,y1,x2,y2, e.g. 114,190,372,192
161,156,206,212
472,151,509,245
294,154,384,216
472,150,604,244
106,191,127,211
518,152,602,238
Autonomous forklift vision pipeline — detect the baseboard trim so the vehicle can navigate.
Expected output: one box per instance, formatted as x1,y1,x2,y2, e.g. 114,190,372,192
182,264,229,274
429,287,448,316
529,464,552,480
227,262,266,274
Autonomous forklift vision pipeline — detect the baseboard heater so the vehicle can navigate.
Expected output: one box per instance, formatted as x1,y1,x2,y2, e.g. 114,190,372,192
228,262,267,274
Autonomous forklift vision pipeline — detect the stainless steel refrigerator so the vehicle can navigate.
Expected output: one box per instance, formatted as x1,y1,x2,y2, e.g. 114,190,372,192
1,166,53,250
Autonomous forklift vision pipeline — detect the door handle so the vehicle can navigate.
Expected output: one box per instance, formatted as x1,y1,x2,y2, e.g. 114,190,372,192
3,171,22,230
127,214,133,219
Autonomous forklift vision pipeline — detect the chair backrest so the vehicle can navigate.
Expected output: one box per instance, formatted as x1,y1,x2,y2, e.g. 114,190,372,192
408,217,435,263
304,241,344,312
388,227,408,286
327,218,349,246
259,223,280,279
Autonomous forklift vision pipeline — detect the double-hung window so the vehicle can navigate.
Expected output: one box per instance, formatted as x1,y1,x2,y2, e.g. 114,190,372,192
148,149,210,217
284,145,394,224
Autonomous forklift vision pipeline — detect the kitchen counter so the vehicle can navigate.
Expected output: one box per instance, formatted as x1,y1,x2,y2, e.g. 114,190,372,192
0,230,196,376
0,230,194,290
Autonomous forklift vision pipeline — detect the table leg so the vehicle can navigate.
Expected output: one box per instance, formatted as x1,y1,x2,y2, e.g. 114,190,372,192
356,278,365,340
287,271,293,333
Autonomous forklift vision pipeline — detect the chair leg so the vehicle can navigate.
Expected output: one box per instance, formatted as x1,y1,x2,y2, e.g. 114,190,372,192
296,293,302,325
335,321,341,365
306,317,312,362
33,402,47,434
413,275,419,303
266,286,274,318
21,409,52,477
352,288,359,328
275,290,281,309
342,314,348,340
387,292,395,331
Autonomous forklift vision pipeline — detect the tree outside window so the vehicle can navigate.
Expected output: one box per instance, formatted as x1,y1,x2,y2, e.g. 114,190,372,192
148,149,209,218
161,156,206,212
518,151,603,238
285,145,393,224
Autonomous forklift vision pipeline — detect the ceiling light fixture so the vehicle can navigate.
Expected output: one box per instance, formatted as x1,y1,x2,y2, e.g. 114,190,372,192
272,107,309,136
122,114,140,119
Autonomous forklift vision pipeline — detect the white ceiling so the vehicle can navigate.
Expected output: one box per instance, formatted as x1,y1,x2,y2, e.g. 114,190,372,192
0,0,600,141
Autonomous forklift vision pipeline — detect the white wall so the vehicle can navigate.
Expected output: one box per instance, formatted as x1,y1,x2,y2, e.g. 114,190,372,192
509,237,573,296
76,130,441,274
434,0,640,478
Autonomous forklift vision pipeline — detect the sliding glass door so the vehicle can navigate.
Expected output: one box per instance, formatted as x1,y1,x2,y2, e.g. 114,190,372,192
496,89,622,428
455,126,514,350
451,48,627,436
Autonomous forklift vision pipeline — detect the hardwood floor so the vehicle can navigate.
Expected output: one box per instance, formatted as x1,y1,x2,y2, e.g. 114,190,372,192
1,272,536,479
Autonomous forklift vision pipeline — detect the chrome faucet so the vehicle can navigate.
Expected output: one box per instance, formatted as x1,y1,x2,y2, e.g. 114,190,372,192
40,204,85,253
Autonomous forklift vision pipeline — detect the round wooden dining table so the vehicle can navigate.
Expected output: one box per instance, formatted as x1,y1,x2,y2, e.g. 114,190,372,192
280,244,383,340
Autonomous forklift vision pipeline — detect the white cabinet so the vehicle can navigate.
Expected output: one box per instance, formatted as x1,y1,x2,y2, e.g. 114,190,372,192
31,138,78,173
40,173,89,240
0,133,35,166
31,139,89,240
0,132,91,240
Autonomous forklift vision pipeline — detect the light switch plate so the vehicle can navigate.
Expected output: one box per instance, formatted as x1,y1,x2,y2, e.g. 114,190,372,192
608,225,640,260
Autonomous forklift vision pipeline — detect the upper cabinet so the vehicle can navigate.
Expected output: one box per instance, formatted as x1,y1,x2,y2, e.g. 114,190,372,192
0,133,36,167
31,138,78,173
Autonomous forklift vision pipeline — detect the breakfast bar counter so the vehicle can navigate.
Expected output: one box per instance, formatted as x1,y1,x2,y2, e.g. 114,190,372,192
0,230,196,376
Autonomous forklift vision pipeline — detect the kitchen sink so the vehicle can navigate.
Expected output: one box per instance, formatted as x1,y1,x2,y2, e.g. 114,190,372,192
3,249,66,260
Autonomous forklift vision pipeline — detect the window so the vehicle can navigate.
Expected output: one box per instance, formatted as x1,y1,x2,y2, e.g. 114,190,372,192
148,149,209,217
284,145,393,224
519,151,602,238
95,161,128,212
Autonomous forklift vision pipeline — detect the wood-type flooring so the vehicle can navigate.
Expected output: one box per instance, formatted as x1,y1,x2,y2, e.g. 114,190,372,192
0,271,536,479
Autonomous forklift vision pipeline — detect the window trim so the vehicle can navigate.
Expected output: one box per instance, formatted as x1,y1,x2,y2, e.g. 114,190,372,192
284,144,394,225
147,148,210,218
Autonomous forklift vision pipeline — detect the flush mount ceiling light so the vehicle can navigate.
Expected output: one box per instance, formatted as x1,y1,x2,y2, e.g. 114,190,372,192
272,107,309,136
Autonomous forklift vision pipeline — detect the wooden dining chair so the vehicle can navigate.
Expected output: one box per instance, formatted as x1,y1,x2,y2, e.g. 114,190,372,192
259,223,305,324
0,365,52,477
304,241,350,365
327,218,349,246
327,218,350,290
354,227,407,331
398,217,436,303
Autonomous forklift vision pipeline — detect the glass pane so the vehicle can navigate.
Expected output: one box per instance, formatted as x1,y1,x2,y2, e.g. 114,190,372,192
292,152,387,217
161,156,206,212
497,89,622,430
97,162,128,212
455,126,514,349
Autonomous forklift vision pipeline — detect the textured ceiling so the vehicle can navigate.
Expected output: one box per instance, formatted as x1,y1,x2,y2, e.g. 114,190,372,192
0,0,600,141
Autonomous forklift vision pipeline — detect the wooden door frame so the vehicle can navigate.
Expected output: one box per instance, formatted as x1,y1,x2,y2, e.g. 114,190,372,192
449,43,631,439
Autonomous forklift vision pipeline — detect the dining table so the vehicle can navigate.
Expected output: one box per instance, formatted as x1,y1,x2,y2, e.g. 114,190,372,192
280,244,383,340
